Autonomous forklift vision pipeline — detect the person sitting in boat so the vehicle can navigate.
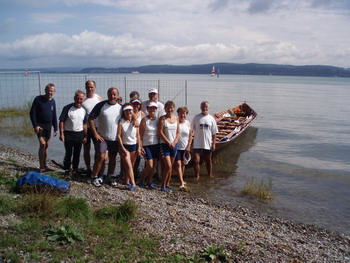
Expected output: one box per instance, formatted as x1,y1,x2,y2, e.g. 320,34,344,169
191,101,218,180
174,107,192,188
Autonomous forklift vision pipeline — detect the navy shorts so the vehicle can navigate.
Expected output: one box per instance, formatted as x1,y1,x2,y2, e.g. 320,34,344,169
37,123,52,140
175,149,185,161
123,144,138,152
193,148,212,155
160,143,178,158
97,140,119,155
143,144,160,160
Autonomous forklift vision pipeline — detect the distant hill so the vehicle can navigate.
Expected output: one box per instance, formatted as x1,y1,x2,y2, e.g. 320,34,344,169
80,63,350,77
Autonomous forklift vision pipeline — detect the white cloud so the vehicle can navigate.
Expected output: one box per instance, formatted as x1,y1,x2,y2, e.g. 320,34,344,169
0,0,350,68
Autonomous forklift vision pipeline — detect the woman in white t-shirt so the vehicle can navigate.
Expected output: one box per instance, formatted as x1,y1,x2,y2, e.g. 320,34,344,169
158,101,180,192
139,102,159,189
117,103,141,191
174,107,192,188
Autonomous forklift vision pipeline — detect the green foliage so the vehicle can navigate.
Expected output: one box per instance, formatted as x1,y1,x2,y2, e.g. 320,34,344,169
0,194,15,214
0,170,21,190
46,225,84,244
242,176,274,201
95,199,138,222
57,195,93,221
201,244,230,262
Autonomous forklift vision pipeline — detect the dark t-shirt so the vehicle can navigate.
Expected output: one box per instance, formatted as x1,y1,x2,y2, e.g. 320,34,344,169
29,95,58,131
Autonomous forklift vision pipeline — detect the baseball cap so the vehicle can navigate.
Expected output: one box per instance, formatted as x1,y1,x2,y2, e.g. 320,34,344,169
123,105,133,111
149,88,158,94
131,98,141,104
147,101,158,108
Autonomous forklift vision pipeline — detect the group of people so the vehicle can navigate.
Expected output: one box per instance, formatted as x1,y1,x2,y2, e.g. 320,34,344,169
29,81,218,191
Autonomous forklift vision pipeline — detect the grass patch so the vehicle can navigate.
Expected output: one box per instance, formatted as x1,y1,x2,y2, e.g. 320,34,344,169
242,176,273,201
0,103,33,136
0,194,15,214
95,199,138,222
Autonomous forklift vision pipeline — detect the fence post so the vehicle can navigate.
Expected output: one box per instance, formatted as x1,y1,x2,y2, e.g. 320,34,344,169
185,80,188,107
38,72,42,95
124,77,127,102
158,79,160,100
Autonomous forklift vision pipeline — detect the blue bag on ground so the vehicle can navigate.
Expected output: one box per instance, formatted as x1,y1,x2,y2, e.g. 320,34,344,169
16,171,70,194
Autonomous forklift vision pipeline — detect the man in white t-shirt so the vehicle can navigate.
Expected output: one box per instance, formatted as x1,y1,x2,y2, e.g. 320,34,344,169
59,90,88,177
88,87,122,187
191,101,218,179
141,88,165,118
82,80,102,176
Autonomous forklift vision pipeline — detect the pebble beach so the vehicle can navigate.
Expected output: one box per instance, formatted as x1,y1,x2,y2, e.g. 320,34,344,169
1,143,349,262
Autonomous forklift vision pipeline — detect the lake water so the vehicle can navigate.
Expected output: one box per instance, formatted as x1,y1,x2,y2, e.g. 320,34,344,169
1,73,349,234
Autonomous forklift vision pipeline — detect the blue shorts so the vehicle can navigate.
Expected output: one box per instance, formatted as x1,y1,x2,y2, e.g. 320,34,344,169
143,144,160,160
123,144,138,152
175,149,185,161
160,143,178,158
193,148,212,155
97,140,119,155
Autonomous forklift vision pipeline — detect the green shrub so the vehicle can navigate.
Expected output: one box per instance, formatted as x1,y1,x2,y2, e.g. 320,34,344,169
95,200,138,222
201,244,229,262
46,225,84,244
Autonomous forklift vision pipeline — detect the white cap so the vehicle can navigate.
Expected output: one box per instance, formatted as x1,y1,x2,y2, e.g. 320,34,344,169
123,105,133,111
183,151,191,165
149,88,158,94
131,98,141,104
147,101,158,108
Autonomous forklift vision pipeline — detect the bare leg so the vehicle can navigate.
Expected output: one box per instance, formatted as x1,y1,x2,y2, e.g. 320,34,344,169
92,153,106,178
193,152,201,180
107,153,117,176
83,142,91,171
161,156,172,188
203,153,213,177
174,160,185,187
38,137,49,171
122,152,136,187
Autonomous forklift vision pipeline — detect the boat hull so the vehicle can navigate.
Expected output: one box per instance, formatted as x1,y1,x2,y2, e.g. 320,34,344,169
214,103,257,151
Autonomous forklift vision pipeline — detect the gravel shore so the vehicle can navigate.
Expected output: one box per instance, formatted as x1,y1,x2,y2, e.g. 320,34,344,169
1,144,349,262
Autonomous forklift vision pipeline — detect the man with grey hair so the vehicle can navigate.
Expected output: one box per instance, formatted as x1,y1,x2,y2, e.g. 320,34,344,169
88,87,122,187
191,101,218,179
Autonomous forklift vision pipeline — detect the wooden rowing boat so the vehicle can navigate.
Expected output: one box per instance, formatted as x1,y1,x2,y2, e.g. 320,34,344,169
214,102,257,151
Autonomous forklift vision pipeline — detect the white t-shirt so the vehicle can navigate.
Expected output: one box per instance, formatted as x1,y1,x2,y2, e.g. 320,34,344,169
90,101,122,141
59,104,87,132
178,120,191,150
160,117,178,144
141,100,165,119
82,93,101,114
142,116,159,146
120,119,137,145
191,113,218,150
82,94,101,127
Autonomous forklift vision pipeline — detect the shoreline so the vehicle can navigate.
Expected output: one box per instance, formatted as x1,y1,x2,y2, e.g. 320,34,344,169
0,143,349,261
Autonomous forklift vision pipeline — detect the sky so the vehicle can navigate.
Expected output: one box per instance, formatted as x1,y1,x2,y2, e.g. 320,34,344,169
0,0,350,69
